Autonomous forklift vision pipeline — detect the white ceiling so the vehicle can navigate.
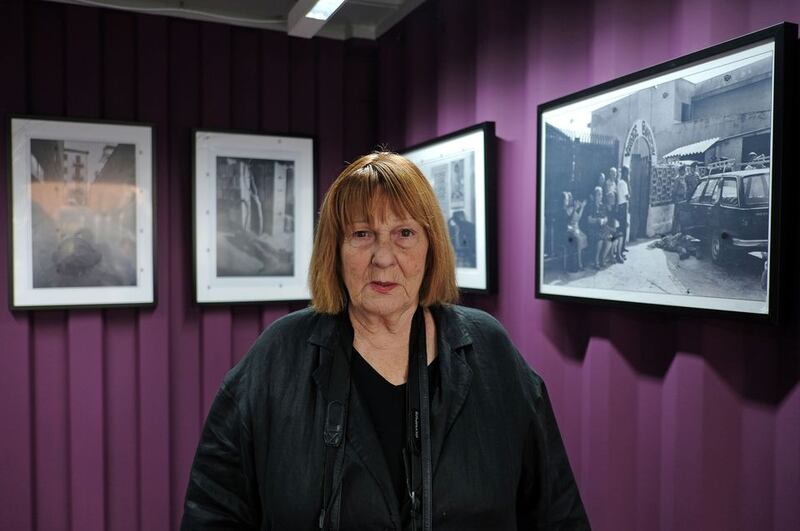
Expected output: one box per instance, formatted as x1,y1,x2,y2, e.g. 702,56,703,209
44,0,426,40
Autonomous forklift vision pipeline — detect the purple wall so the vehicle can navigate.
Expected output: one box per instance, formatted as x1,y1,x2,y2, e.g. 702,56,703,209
376,1,800,530
0,0,798,530
0,2,377,530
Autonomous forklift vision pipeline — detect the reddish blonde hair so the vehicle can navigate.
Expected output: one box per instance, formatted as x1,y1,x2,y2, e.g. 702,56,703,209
309,152,459,314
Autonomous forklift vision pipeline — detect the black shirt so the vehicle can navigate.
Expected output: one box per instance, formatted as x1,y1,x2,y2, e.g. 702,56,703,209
351,350,440,507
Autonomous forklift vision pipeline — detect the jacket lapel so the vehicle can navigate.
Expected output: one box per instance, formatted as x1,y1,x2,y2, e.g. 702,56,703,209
430,306,473,475
308,308,475,509
342,382,402,520
309,312,402,527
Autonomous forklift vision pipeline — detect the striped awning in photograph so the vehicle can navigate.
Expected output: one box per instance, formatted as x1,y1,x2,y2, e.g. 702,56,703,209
663,137,720,159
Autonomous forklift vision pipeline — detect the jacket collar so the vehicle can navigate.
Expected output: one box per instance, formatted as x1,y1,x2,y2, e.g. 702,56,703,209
309,306,474,508
306,305,472,352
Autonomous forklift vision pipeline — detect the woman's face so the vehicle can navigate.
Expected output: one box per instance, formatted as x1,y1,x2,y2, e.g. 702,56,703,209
340,202,429,321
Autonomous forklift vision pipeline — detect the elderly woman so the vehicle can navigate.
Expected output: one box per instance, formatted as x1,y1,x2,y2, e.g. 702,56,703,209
181,152,588,530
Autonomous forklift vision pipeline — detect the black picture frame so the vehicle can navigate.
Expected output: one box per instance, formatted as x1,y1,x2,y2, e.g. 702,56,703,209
8,115,156,310
192,129,315,304
535,22,796,322
402,122,497,294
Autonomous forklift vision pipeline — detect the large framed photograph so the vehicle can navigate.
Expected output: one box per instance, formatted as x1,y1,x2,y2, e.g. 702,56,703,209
9,116,155,310
193,130,314,304
536,23,796,320
402,122,496,293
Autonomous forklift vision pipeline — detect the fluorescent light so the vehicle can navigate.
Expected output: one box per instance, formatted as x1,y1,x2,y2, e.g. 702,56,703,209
288,0,347,38
307,0,346,21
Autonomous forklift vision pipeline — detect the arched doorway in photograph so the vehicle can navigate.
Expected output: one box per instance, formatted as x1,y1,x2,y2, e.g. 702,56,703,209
621,119,657,241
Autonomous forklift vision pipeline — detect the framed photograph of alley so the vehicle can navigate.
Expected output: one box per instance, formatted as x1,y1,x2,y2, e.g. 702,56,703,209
9,116,155,310
193,130,314,304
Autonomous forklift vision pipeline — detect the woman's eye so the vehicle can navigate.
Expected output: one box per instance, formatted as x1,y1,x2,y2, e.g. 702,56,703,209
353,230,371,238
399,228,415,238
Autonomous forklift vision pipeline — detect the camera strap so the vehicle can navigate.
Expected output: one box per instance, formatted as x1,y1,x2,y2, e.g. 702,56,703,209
319,316,353,531
404,306,433,531
319,307,432,531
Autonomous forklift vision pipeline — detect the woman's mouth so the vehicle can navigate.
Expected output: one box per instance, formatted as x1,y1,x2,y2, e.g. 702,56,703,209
370,281,398,294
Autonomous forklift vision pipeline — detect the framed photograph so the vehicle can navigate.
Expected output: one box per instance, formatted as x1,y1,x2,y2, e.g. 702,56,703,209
9,116,155,310
536,23,796,320
193,130,314,304
402,122,496,293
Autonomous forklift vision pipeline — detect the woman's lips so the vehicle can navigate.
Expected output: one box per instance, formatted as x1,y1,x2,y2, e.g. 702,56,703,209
370,281,398,294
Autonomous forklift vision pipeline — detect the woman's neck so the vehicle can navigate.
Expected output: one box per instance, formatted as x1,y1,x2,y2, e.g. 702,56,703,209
349,305,437,385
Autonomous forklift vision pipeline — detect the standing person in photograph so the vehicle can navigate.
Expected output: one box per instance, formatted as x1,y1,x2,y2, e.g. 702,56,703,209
684,163,699,199
616,167,630,257
604,167,618,198
180,152,590,530
671,166,687,234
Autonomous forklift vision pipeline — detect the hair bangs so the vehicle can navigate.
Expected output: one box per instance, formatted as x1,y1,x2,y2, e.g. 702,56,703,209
333,164,433,236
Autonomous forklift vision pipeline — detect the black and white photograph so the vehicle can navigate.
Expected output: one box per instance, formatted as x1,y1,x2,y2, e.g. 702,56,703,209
10,117,154,309
194,130,314,303
428,155,477,268
402,122,496,293
536,23,794,319
215,156,295,277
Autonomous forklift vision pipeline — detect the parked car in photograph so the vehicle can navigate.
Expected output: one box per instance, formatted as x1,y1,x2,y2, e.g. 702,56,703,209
675,169,770,264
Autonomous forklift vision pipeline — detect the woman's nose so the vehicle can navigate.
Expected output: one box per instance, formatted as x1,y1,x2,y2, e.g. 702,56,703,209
371,236,396,267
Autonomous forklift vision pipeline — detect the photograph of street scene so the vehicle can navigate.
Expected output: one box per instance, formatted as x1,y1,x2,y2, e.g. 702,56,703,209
29,138,138,288
539,41,775,313
215,156,295,277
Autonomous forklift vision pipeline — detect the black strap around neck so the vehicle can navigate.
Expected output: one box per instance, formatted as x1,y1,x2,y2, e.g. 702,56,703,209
319,315,353,531
320,307,432,531
404,306,433,531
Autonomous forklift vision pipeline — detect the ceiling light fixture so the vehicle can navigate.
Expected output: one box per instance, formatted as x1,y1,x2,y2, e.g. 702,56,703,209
288,0,346,38
307,0,346,20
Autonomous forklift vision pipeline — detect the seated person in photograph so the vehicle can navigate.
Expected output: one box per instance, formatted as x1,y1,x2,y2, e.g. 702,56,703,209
562,191,587,271
447,209,476,268
585,186,609,270
602,191,621,266
181,152,590,530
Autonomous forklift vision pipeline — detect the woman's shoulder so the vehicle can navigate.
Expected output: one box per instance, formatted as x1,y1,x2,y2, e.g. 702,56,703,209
253,306,321,343
437,305,546,397
436,304,515,349
223,307,332,387
441,304,503,326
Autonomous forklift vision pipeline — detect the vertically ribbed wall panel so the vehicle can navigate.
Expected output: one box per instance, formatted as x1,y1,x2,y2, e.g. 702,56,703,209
135,13,171,531
2,1,800,530
775,385,800,530
0,1,32,529
0,2,379,530
376,1,800,530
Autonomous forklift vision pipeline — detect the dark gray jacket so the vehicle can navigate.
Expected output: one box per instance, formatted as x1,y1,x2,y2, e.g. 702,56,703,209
181,305,589,530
